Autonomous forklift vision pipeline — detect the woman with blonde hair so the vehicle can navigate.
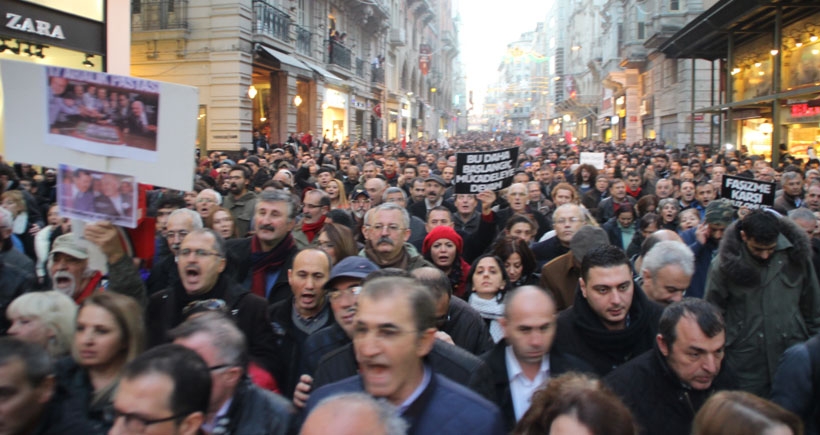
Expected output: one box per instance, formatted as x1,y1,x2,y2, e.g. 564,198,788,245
1,189,40,260
57,292,145,433
6,290,77,357
325,178,349,210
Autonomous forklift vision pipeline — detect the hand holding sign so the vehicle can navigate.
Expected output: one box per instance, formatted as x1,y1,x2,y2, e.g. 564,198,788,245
454,147,520,194
477,189,497,215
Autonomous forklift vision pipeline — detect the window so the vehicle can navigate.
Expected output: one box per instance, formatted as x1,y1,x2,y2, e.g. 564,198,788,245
638,22,645,40
670,0,680,11
131,0,141,14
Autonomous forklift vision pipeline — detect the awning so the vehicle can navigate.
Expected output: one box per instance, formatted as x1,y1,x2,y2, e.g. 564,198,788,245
257,46,312,77
301,60,343,83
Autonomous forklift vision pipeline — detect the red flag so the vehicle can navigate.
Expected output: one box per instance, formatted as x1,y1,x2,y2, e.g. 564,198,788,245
401,135,407,150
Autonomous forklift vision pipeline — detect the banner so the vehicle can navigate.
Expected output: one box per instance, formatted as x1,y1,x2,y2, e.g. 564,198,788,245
721,175,775,210
454,147,519,194
57,164,138,228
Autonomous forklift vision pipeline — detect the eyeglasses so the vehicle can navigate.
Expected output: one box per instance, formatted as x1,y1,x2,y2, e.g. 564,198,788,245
177,248,221,259
302,203,324,209
165,230,189,241
554,217,582,225
370,224,404,233
109,408,186,433
208,364,234,372
196,198,217,203
435,313,450,329
182,298,227,317
327,286,362,301
352,325,417,342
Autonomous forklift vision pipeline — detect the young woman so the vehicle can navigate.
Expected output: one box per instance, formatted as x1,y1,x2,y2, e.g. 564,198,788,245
464,254,511,343
422,226,472,298
206,207,237,239
1,190,40,260
325,178,349,210
573,164,599,196
57,292,144,433
315,222,358,265
626,212,660,259
492,236,538,287
603,205,638,252
6,290,77,358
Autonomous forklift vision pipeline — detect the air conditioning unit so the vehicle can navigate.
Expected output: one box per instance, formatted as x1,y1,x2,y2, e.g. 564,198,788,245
389,28,406,47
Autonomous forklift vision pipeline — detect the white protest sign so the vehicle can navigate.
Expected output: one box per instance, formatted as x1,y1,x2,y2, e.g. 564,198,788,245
580,152,605,170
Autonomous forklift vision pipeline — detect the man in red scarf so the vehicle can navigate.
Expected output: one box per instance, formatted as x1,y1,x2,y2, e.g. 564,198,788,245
292,190,328,249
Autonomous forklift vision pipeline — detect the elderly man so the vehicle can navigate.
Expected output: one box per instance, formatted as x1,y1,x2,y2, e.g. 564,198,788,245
171,312,293,434
531,203,586,268
495,183,550,240
305,277,505,435
142,208,204,295
774,171,805,215
364,177,388,207
362,203,433,270
110,344,210,435
655,178,673,200
226,190,299,304
92,173,132,217
268,248,334,399
223,165,257,237
640,241,694,306
0,338,93,433
606,299,735,435
195,188,221,221
552,245,663,376
383,187,427,250
292,189,329,248
302,392,407,435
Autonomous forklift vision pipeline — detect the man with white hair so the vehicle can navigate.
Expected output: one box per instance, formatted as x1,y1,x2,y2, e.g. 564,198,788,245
640,241,695,306
362,203,433,270
195,189,222,221
144,208,203,294
302,392,407,435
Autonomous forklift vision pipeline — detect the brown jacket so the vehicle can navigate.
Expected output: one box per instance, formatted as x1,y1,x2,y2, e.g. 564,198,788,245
540,252,579,311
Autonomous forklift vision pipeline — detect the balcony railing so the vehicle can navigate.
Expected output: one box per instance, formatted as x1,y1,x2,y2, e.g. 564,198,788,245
253,1,290,43
371,66,385,84
295,25,311,56
132,0,188,31
328,39,351,69
355,58,365,79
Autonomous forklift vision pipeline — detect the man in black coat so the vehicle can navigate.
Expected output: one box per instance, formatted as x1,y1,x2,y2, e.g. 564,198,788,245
481,286,593,432
605,299,736,435
551,245,663,377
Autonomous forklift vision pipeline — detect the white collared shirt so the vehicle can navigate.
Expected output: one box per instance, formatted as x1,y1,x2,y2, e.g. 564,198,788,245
505,346,550,421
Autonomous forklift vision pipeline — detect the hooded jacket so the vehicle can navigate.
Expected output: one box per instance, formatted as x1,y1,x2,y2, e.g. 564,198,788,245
705,216,820,396
551,285,663,377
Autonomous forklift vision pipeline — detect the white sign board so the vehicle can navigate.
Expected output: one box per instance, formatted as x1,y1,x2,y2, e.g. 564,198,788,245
0,59,198,191
580,152,605,170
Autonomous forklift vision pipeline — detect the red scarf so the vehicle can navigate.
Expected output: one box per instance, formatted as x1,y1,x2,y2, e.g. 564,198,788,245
626,186,641,199
74,271,103,304
250,233,296,298
301,215,326,243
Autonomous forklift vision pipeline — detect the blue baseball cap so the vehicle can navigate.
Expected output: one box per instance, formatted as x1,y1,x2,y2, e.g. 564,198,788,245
325,256,380,288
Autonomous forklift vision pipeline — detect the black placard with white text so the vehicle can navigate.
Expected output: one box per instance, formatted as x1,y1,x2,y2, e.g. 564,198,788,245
721,175,775,209
454,147,519,194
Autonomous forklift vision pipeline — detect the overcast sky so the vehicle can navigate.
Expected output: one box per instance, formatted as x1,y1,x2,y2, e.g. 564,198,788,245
456,0,552,113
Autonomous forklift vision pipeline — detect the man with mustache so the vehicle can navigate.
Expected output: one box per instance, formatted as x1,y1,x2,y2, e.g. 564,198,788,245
605,299,735,435
223,165,257,237
551,245,663,377
225,190,300,305
268,248,334,399
362,203,433,271
408,175,456,221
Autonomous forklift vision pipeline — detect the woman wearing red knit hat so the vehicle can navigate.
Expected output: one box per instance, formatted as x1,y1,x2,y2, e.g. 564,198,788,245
422,225,472,298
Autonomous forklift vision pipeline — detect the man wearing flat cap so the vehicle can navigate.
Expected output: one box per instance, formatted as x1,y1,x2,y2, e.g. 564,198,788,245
408,174,457,221
680,198,734,298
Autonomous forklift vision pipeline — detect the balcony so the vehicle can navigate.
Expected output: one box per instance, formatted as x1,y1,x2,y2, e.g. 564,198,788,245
371,66,385,85
328,39,351,69
355,58,366,79
253,1,291,43
131,0,188,39
389,28,406,47
295,25,311,56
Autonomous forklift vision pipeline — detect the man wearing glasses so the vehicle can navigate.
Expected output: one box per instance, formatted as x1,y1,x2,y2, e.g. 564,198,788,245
292,190,329,249
145,208,202,294
362,203,433,270
304,277,505,435
171,312,294,434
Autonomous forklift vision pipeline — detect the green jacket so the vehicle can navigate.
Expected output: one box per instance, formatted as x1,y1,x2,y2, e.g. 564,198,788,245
705,217,820,397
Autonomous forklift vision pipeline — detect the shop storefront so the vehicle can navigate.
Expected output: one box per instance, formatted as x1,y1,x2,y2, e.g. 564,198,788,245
322,87,348,143
350,94,366,142
784,103,820,160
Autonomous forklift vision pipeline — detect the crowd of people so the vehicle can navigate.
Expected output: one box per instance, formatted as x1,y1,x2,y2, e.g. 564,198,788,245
1,131,820,435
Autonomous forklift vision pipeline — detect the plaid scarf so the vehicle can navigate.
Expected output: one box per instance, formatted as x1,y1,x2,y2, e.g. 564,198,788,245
250,233,295,298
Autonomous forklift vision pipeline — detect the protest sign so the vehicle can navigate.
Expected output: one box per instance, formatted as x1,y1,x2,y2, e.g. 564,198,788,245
721,175,775,210
0,59,198,191
580,152,605,170
57,164,138,228
454,147,519,194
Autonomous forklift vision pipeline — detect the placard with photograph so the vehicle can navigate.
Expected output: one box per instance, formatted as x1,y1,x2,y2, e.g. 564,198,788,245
57,164,138,228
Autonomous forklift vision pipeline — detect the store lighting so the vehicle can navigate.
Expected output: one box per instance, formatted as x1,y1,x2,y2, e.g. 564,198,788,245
813,49,820,55
754,62,762,67
770,49,779,56
796,42,804,48
731,68,741,75
260,117,267,122
811,35,819,43
82,54,94,68
293,95,302,107
760,122,773,134
248,85,257,99
758,71,765,76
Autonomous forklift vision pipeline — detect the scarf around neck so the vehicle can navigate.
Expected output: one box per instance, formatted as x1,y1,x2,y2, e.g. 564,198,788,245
301,215,326,243
469,293,505,343
364,241,410,269
250,233,295,298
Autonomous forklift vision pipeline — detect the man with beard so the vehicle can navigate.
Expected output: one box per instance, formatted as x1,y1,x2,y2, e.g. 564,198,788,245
226,190,299,305
596,179,636,224
606,299,735,435
408,177,426,206
268,248,334,399
362,203,433,270
349,188,372,235
706,209,820,397
551,245,663,377
292,190,329,249
408,175,456,221
223,165,257,237
305,277,505,435
494,183,550,240
680,199,733,299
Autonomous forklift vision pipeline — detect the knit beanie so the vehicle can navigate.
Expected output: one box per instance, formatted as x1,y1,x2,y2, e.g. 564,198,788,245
422,226,464,255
